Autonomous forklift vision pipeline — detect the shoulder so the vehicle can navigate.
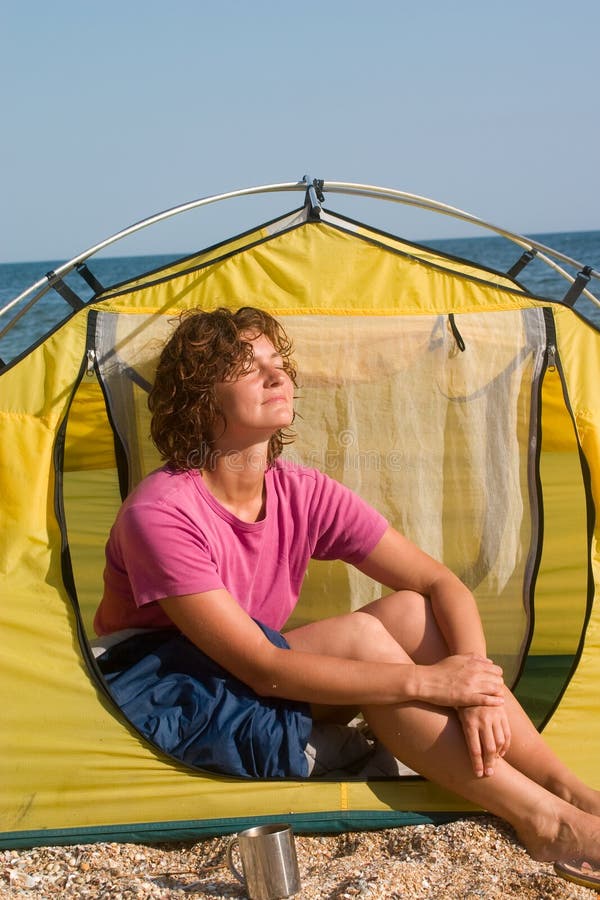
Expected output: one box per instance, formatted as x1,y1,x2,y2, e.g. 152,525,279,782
110,467,210,553
115,467,200,535
268,460,330,494
268,460,356,509
123,466,195,510
270,459,320,482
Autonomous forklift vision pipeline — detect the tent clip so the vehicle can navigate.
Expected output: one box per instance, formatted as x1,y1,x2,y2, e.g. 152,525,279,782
45,271,85,311
507,248,537,280
76,263,105,294
561,266,593,308
448,313,466,352
303,176,324,220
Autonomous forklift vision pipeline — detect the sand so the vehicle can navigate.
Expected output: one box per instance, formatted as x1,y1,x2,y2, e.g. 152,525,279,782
2,816,598,899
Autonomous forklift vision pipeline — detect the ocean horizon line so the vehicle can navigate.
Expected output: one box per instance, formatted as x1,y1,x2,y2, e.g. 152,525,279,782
1,226,599,269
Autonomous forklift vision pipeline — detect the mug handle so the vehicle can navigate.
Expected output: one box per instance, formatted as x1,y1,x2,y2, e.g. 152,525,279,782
226,836,245,885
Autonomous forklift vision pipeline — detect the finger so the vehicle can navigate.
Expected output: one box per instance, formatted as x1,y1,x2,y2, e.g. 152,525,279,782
480,724,498,776
473,657,505,678
483,675,506,695
469,669,504,695
493,716,511,757
476,694,505,706
461,719,485,778
503,719,512,755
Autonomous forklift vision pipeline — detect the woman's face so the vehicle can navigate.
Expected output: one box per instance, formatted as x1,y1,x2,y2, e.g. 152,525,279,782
212,333,294,449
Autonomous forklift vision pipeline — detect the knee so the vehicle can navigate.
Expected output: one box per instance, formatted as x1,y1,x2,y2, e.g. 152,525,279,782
348,611,409,663
372,590,429,618
361,591,448,664
362,590,431,635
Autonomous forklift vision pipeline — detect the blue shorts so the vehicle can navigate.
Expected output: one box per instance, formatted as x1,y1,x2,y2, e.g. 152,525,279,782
96,623,312,778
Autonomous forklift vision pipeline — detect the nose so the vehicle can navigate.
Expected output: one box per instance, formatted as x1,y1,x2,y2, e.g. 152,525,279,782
264,362,285,385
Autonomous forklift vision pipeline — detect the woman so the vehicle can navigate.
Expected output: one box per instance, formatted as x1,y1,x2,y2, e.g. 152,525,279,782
94,305,600,881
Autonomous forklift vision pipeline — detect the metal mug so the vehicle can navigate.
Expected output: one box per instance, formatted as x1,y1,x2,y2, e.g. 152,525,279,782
227,823,301,899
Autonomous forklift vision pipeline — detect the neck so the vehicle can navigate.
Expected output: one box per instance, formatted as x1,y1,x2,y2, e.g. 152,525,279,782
201,444,270,522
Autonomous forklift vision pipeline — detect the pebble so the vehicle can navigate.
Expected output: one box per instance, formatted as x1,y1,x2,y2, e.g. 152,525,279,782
0,816,596,899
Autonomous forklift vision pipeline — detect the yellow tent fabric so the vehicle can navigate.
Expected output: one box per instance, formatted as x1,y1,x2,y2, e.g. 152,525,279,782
1,207,598,848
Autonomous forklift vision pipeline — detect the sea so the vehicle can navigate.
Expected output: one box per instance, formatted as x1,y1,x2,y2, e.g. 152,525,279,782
0,229,598,367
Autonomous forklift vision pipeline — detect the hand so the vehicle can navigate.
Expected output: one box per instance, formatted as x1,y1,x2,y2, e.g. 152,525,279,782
458,704,511,778
416,654,505,708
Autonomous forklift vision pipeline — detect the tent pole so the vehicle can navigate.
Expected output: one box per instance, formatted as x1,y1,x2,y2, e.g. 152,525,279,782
2,179,598,324
0,181,309,319
321,182,600,284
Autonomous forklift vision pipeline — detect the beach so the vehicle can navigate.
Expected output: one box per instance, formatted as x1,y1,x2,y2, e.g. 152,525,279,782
2,233,600,898
2,816,597,898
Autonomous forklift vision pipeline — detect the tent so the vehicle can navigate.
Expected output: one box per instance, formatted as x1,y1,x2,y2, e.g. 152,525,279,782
1,179,600,849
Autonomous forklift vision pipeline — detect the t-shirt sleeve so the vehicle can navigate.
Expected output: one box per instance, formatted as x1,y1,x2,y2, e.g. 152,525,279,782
109,501,225,607
306,470,388,563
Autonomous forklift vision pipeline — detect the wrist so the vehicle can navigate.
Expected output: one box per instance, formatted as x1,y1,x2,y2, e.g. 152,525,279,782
406,664,423,703
449,644,487,658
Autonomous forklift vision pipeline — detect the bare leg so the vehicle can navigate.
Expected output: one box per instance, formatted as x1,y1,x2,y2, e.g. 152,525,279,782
363,694,600,863
499,690,600,816
286,609,409,723
359,592,600,818
285,592,600,861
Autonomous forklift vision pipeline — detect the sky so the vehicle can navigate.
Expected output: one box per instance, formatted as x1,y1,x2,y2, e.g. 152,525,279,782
2,0,599,263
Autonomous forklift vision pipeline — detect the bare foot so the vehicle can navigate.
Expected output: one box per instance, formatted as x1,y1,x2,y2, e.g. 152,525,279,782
553,784,600,819
518,805,600,865
572,787,600,819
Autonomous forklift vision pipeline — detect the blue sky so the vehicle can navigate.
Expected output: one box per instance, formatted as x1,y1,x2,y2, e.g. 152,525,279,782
2,0,599,262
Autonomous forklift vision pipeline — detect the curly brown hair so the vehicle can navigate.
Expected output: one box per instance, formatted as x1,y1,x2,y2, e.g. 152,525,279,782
148,306,297,470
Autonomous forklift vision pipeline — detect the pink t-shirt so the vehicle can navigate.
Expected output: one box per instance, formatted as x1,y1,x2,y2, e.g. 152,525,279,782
94,461,388,636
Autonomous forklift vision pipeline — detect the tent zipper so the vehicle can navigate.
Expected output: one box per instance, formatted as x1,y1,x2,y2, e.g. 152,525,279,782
543,307,558,373
86,347,97,376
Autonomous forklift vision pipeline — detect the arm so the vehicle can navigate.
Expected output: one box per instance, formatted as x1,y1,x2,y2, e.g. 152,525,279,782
355,526,488,658
356,526,511,776
158,585,504,710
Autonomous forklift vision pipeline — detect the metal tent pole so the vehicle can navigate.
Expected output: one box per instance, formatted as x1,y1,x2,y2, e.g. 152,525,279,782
2,178,598,325
0,181,309,320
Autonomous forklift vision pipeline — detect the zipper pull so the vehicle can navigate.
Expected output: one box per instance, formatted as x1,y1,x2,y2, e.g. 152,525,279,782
86,348,97,376
547,343,557,372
